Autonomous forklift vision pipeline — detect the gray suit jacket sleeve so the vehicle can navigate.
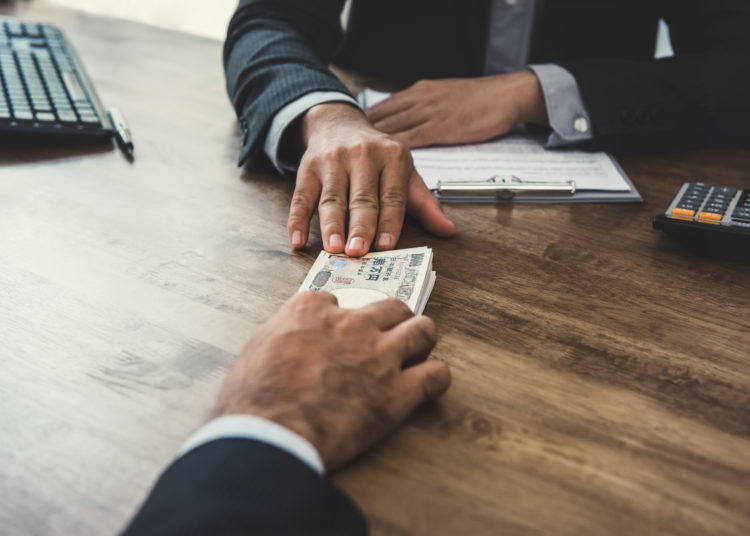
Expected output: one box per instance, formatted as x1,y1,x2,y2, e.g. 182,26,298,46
223,0,351,168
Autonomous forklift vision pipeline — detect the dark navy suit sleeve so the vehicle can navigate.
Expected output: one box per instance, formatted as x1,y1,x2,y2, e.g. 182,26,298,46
122,439,368,535
558,0,750,153
223,0,351,168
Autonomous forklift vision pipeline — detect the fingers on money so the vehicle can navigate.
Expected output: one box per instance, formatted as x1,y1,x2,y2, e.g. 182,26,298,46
299,247,434,313
292,290,339,312
359,297,413,331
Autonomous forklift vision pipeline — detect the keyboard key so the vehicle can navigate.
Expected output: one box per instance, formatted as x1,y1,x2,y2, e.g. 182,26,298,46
57,111,78,122
35,112,56,122
11,102,31,113
61,71,87,101
32,100,52,112
24,23,42,38
6,21,24,36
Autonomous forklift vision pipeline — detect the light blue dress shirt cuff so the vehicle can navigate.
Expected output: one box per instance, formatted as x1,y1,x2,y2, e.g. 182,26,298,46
179,414,325,475
264,91,361,175
528,64,594,148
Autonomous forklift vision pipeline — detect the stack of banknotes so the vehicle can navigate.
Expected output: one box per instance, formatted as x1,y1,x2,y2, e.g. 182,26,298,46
298,247,435,314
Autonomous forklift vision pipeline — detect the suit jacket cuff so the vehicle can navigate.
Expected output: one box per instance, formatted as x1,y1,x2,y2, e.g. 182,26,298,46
265,91,361,176
123,439,367,535
180,414,325,475
529,64,594,147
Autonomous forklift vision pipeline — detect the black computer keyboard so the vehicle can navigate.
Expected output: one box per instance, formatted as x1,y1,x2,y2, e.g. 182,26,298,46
0,16,111,139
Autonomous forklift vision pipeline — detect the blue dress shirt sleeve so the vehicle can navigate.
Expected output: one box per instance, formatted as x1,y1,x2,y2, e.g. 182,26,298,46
264,90,361,175
529,64,594,147
179,414,325,475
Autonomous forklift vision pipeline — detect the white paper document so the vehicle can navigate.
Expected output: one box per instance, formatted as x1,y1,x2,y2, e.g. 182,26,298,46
411,134,630,192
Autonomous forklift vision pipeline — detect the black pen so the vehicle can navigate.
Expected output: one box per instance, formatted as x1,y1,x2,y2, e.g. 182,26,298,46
108,107,134,158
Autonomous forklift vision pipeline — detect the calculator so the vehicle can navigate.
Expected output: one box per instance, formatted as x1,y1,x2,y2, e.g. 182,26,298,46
653,182,750,261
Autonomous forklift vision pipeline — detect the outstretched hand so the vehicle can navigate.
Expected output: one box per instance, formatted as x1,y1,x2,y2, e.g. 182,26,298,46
287,103,455,256
213,292,452,472
367,70,549,148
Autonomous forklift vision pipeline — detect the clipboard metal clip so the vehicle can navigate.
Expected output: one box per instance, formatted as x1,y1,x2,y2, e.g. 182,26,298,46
436,175,576,199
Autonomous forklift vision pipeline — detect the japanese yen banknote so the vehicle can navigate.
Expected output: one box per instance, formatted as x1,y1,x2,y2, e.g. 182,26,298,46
298,247,436,314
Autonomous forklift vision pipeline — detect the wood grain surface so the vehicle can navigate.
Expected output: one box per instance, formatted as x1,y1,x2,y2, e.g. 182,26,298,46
0,3,748,535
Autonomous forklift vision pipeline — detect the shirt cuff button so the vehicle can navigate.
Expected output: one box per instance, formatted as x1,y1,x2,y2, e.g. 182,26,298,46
574,117,589,133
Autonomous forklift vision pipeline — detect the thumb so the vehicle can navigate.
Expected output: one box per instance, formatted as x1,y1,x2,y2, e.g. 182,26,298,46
407,172,456,237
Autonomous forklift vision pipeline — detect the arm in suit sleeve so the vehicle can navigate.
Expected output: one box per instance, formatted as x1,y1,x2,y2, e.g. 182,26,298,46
557,0,750,153
224,0,352,168
122,438,368,535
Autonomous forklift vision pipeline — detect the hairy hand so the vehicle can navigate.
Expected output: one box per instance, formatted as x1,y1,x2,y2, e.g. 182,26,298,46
214,292,451,472
288,103,455,257
367,70,549,148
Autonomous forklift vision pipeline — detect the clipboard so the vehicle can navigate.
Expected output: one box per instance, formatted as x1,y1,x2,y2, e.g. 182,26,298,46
430,159,642,204
411,136,642,204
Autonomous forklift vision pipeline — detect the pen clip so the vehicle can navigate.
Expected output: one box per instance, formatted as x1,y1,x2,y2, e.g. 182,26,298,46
436,175,576,199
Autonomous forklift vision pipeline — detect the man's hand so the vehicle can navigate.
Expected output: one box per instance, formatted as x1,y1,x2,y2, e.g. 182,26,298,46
288,103,455,257
214,292,451,472
367,70,549,148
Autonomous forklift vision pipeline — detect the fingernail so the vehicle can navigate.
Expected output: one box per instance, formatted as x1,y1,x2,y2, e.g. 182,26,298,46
348,236,365,253
376,233,393,250
329,234,344,251
292,230,304,248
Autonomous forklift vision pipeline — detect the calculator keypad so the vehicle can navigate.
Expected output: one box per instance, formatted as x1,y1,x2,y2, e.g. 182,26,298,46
699,186,736,224
668,182,749,228
671,182,709,220
731,190,750,225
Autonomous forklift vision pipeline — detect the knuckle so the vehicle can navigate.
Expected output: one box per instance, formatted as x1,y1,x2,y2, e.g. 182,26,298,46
297,290,320,304
338,309,368,333
349,192,379,212
289,192,311,213
383,139,407,159
322,146,347,163
349,141,372,159
298,290,335,308
347,225,372,240
380,188,407,209
301,153,324,171
319,191,347,210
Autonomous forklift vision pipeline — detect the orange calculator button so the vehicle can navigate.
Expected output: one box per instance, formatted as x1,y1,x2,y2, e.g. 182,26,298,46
698,211,723,224
671,207,695,219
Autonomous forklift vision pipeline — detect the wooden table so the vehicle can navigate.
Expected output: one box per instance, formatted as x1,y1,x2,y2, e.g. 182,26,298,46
1,3,748,535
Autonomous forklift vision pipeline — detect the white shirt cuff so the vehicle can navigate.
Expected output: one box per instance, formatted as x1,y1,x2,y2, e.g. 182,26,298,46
528,64,594,147
179,414,325,475
264,91,361,175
